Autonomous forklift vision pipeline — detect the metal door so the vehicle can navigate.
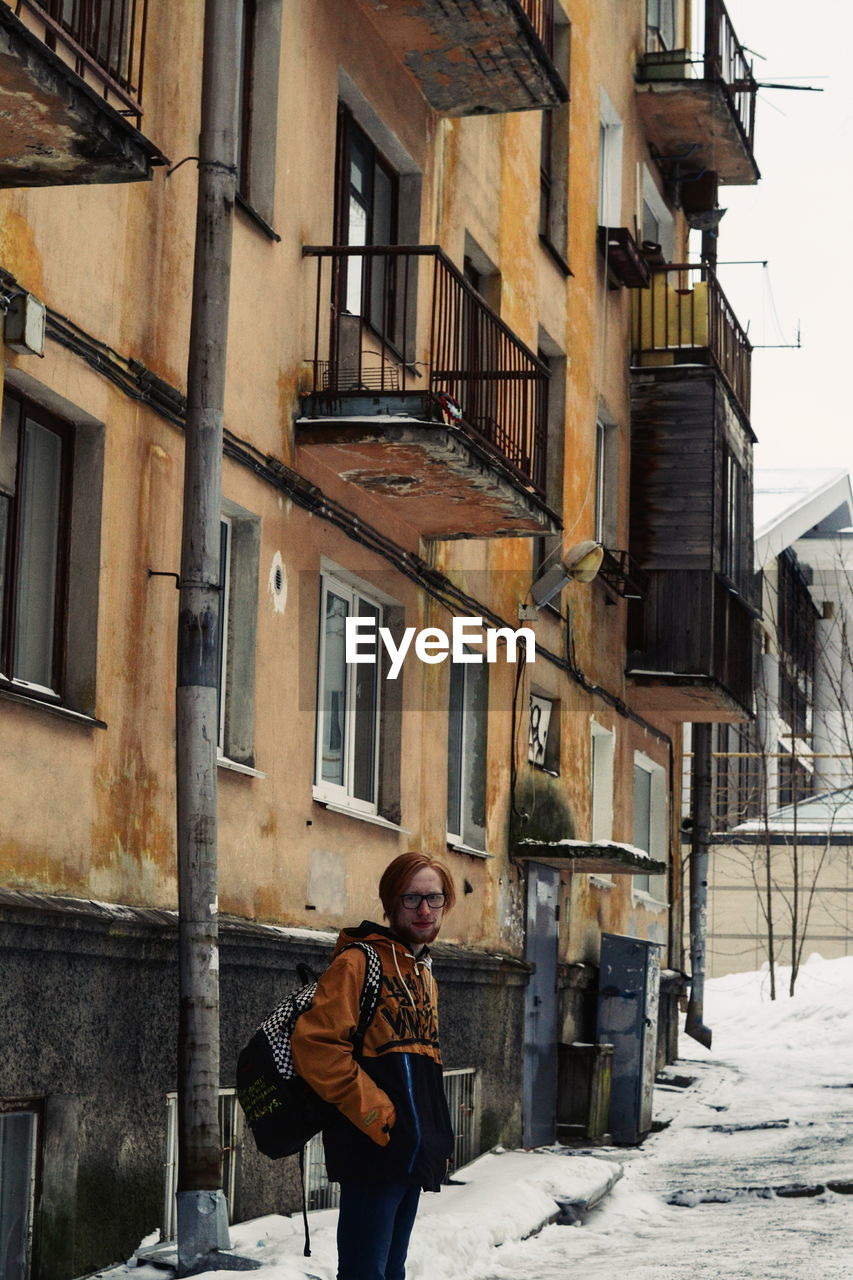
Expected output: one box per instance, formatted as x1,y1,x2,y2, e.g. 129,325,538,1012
522,862,560,1147
596,933,661,1144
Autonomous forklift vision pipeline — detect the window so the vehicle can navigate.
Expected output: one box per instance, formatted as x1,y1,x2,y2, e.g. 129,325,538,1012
335,105,399,336
598,91,623,227
534,332,566,580
592,414,618,547
591,723,615,841
447,656,489,852
641,166,675,260
0,381,103,716
632,752,667,900
539,15,570,265
315,573,382,813
721,448,749,592
164,1091,241,1242
647,0,677,51
235,0,283,228
0,1101,40,1280
216,501,260,767
0,392,71,700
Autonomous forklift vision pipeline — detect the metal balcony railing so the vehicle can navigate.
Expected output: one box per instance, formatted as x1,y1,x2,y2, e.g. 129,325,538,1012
517,0,555,59
704,0,756,155
303,245,550,494
632,263,752,417
16,0,148,122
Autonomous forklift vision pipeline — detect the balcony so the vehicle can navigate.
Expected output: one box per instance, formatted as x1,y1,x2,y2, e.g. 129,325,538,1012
632,263,751,419
628,266,757,720
636,0,759,187
0,0,164,186
298,245,559,540
355,0,568,115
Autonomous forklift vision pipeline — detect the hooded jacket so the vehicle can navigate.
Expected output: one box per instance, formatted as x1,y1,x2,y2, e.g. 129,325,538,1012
290,921,454,1191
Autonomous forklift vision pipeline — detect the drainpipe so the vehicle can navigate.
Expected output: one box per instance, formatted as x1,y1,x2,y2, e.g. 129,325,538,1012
685,722,713,1048
175,0,239,1272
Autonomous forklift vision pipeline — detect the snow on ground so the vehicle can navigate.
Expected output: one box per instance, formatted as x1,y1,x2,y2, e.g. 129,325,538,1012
96,954,853,1280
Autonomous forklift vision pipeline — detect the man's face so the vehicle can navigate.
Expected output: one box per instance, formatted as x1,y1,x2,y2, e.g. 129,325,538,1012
388,867,445,954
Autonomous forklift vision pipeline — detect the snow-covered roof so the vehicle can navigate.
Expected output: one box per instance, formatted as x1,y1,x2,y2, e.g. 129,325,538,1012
734,787,853,836
754,468,853,570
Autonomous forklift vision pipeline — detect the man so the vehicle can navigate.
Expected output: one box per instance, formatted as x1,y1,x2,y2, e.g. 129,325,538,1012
291,851,456,1280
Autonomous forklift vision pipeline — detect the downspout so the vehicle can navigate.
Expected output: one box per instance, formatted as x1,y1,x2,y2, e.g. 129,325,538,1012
685,721,713,1048
175,0,244,1273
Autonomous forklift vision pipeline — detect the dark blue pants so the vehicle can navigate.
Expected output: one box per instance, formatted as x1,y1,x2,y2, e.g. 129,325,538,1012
336,1180,421,1280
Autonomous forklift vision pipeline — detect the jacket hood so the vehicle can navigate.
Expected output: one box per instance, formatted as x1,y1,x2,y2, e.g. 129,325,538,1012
333,920,433,965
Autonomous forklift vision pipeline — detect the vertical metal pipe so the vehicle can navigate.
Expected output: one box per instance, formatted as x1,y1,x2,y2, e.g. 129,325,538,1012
686,722,713,1048
175,0,239,1271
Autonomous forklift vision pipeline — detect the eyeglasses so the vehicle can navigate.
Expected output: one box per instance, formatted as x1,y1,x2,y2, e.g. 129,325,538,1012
400,892,446,910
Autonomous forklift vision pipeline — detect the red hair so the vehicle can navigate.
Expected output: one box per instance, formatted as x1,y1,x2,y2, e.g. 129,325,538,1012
379,851,457,917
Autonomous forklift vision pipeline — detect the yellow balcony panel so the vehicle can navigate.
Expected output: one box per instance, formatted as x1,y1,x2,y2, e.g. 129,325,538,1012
356,0,568,115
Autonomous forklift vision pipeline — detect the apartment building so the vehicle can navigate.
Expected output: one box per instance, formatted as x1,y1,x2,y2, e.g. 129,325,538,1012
0,1,761,1274
704,469,853,977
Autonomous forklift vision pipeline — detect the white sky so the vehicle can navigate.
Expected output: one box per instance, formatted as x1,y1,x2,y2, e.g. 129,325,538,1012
709,0,852,474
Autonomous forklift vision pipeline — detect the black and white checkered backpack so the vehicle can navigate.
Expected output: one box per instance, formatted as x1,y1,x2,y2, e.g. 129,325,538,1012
236,941,382,1160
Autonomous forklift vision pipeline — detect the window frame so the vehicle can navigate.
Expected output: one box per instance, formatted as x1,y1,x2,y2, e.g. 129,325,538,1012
446,653,489,854
234,0,283,231
0,390,73,703
314,571,384,816
632,751,668,902
598,90,623,228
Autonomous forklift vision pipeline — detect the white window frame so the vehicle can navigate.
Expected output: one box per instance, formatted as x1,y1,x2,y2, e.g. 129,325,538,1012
632,751,668,903
163,1090,242,1243
447,655,489,855
590,722,616,886
215,499,261,772
216,514,233,757
641,165,675,261
314,570,383,815
598,90,623,227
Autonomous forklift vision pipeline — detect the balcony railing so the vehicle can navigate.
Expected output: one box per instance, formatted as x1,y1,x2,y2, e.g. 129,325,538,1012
704,0,756,156
16,0,148,122
518,0,554,59
303,245,549,494
632,263,752,417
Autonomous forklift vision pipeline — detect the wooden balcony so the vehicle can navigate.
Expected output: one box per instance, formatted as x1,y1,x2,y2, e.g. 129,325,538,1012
355,0,568,115
298,245,560,540
627,571,756,721
635,0,759,186
628,286,757,721
632,263,751,419
0,0,164,186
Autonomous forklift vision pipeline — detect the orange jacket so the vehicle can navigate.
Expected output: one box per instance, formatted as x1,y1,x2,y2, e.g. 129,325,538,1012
291,921,453,1189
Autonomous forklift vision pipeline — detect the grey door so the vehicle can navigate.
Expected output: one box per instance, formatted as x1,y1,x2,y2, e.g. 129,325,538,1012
522,862,560,1147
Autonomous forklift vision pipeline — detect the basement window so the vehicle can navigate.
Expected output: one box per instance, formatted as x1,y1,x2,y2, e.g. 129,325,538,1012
0,1100,41,1280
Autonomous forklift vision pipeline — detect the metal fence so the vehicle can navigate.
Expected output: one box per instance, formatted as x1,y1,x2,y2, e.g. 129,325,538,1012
517,0,555,58
18,0,148,122
704,0,757,154
163,1090,242,1241
304,245,549,493
303,1067,481,1212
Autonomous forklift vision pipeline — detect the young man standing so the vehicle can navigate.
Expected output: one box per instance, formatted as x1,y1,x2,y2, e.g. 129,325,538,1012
291,851,456,1280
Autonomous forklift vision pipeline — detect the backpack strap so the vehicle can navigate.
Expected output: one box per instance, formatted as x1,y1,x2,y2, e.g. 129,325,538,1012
340,941,382,1055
